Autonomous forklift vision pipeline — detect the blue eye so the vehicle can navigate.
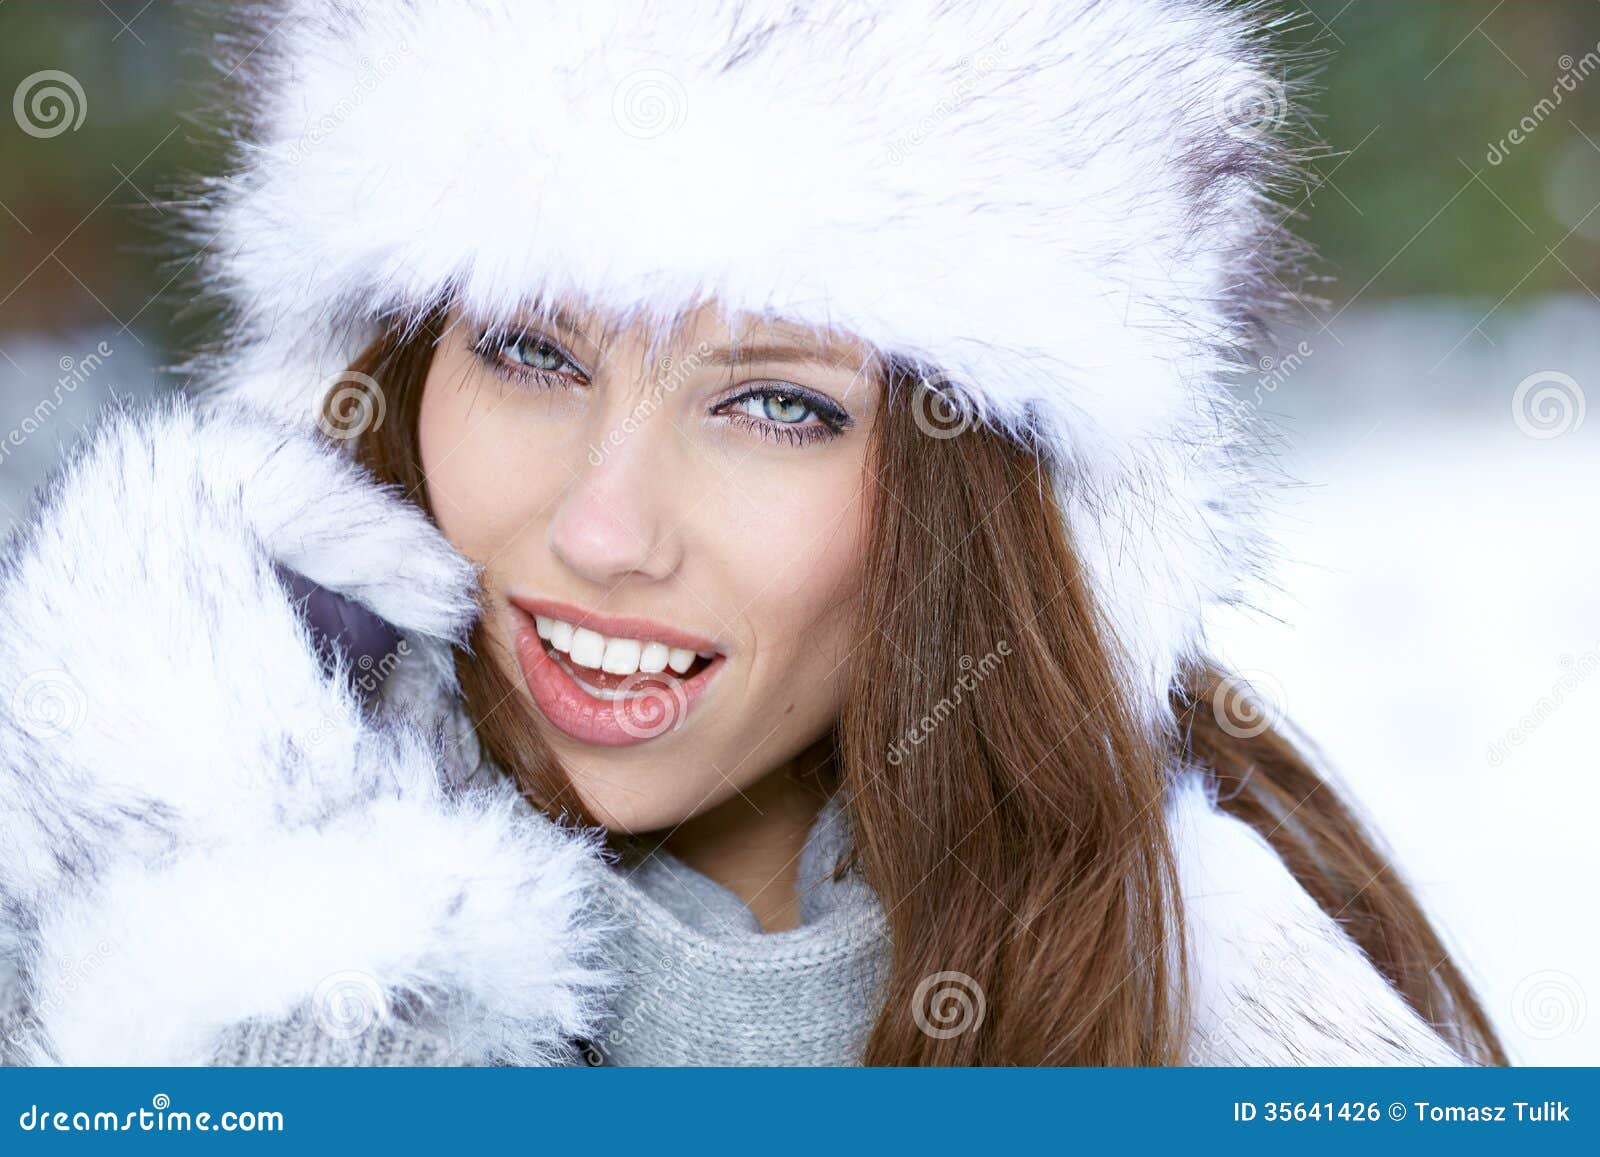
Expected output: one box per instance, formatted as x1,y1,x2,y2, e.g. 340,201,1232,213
714,382,852,447
728,390,816,424
476,328,587,383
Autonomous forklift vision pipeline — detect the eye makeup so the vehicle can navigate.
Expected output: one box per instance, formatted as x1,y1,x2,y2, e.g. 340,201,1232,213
472,325,590,389
711,381,854,447
469,323,856,447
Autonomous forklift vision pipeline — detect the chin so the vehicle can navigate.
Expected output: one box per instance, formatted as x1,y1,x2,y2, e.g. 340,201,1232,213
563,771,726,836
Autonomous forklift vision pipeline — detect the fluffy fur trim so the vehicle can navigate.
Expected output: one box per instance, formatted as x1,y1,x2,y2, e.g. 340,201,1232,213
0,399,612,1065
1168,771,1464,1065
187,0,1302,730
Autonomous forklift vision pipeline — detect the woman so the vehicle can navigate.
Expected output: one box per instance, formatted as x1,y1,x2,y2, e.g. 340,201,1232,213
0,0,1505,1066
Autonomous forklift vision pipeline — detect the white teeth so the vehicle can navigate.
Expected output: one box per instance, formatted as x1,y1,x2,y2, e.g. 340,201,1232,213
639,642,670,673
601,637,642,676
533,611,715,677
552,653,656,701
568,627,606,669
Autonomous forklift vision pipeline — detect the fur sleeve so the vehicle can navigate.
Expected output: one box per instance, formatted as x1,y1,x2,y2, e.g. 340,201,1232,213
1167,770,1469,1066
0,398,612,1066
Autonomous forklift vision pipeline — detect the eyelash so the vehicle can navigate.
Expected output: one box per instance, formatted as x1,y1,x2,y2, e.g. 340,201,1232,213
713,385,851,447
471,327,852,447
473,327,587,389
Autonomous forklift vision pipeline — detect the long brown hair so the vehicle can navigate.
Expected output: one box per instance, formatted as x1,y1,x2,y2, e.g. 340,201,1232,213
333,311,1507,1066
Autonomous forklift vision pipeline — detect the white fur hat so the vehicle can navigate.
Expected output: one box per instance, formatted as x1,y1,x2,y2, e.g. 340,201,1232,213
191,0,1301,731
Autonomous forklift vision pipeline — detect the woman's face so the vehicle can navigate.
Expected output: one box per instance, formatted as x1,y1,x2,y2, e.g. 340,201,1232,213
417,303,879,833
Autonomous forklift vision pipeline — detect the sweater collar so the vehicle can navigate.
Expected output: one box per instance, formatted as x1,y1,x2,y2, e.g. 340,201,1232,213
587,793,890,1065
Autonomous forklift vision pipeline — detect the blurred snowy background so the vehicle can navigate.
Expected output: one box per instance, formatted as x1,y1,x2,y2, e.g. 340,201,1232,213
1209,296,1599,1067
1,3,1597,1063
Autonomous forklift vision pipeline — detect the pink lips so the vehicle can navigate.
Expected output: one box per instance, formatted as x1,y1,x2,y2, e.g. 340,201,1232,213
511,597,721,655
508,598,725,748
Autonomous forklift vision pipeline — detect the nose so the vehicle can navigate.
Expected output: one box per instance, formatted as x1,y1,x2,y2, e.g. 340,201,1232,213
546,431,682,586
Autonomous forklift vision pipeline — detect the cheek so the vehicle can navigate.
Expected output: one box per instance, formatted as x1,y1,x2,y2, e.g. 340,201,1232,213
717,457,868,676
417,374,560,563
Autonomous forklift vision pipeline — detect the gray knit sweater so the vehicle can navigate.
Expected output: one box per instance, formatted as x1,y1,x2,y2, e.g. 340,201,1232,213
585,793,890,1066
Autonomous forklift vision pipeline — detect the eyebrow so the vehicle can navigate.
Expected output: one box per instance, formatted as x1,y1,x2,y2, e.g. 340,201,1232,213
694,342,871,373
483,306,874,379
531,305,618,354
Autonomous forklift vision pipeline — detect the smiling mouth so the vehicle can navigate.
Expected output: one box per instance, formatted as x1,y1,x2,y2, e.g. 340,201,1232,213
534,612,717,690
509,600,724,747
